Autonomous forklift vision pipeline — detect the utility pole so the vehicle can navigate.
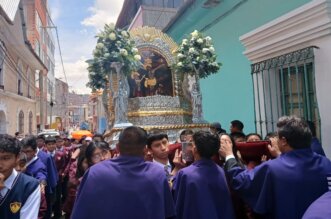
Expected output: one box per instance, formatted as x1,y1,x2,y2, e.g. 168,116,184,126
39,70,45,131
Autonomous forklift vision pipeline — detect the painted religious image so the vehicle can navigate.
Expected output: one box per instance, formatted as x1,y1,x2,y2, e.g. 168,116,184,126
128,50,173,98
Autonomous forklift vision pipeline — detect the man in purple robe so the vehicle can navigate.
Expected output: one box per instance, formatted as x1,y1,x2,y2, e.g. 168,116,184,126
302,191,331,219
220,116,331,219
172,131,235,219
71,126,175,219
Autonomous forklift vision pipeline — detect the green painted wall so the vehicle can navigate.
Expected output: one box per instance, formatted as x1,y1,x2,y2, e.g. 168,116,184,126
166,0,311,134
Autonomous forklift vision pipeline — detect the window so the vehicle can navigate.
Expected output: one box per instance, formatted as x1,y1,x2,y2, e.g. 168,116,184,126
35,40,40,57
19,110,24,133
29,111,33,134
27,68,31,97
36,11,43,41
251,47,320,138
17,61,23,95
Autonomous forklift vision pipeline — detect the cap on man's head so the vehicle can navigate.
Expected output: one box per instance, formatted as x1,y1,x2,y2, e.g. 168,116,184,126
85,136,92,141
210,122,222,130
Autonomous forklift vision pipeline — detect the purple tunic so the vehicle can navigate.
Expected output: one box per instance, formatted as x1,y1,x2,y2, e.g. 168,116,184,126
38,150,58,193
302,191,331,219
71,155,175,219
311,137,326,156
173,159,235,219
226,148,331,219
25,157,47,183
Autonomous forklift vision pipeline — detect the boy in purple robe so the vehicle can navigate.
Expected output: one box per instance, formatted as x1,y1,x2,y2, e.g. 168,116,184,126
172,131,235,219
71,126,175,219
220,116,331,219
21,136,47,185
302,191,331,219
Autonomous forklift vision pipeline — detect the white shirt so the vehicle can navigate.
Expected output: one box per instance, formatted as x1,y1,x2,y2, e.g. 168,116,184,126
153,159,172,175
0,169,41,219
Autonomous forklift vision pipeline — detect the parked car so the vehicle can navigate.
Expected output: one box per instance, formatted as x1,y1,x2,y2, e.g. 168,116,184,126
38,129,60,138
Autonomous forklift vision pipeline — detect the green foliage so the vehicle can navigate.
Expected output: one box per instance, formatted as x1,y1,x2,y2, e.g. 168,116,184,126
86,23,141,91
173,30,221,79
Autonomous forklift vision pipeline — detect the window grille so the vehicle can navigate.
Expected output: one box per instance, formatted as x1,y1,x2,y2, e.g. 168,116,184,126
251,46,320,138
19,111,24,133
29,111,33,134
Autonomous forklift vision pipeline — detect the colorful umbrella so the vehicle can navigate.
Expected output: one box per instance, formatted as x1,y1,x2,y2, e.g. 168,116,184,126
71,130,93,140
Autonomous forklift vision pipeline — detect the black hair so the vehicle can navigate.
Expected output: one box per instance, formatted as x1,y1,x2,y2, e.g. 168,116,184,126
45,136,56,144
246,133,262,141
79,136,87,144
118,126,147,155
306,121,317,137
93,133,104,141
21,136,38,150
147,130,168,148
182,129,194,136
230,132,246,142
264,132,278,141
36,135,45,141
0,134,22,156
193,131,219,159
231,120,244,131
85,141,110,165
76,148,87,178
277,116,312,149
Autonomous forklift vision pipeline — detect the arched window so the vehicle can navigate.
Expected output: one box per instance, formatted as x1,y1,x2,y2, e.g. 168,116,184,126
19,110,24,133
29,111,33,134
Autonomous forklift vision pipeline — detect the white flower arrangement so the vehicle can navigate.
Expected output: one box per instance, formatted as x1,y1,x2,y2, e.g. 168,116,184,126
87,23,142,91
173,30,221,79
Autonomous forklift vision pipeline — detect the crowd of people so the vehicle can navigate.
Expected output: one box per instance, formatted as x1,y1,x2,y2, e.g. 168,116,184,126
0,116,330,219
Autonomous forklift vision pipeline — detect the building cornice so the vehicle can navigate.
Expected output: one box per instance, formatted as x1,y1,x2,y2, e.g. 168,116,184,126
240,0,331,63
0,90,36,103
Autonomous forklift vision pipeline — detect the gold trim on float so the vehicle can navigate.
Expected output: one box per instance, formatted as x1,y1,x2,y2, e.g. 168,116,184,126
127,110,192,117
104,124,210,137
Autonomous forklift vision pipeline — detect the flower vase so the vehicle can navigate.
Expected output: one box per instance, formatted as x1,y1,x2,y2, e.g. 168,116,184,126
111,62,132,128
191,69,206,123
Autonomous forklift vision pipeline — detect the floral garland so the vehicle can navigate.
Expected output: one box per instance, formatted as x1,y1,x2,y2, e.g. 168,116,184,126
86,23,141,91
173,30,221,79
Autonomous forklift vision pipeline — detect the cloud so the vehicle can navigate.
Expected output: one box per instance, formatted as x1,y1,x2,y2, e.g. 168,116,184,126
81,0,124,30
55,57,91,94
49,0,61,22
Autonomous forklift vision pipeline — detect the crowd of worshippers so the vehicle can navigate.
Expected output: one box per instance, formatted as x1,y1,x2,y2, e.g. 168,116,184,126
0,116,330,219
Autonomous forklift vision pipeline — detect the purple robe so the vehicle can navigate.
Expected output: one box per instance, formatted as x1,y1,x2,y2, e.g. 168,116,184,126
172,159,235,219
311,137,326,156
38,150,58,193
25,157,48,183
226,148,331,219
302,191,331,219
71,155,175,219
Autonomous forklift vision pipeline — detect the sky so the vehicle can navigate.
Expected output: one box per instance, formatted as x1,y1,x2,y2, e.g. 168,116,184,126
48,0,125,94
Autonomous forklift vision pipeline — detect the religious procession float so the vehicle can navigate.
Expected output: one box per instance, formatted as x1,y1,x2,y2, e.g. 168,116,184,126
86,24,221,144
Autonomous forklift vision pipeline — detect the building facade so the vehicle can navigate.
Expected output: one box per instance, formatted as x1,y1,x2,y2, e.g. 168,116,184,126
116,0,186,30
0,0,46,135
88,91,107,134
22,0,56,131
68,92,90,130
165,0,331,157
52,77,68,130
